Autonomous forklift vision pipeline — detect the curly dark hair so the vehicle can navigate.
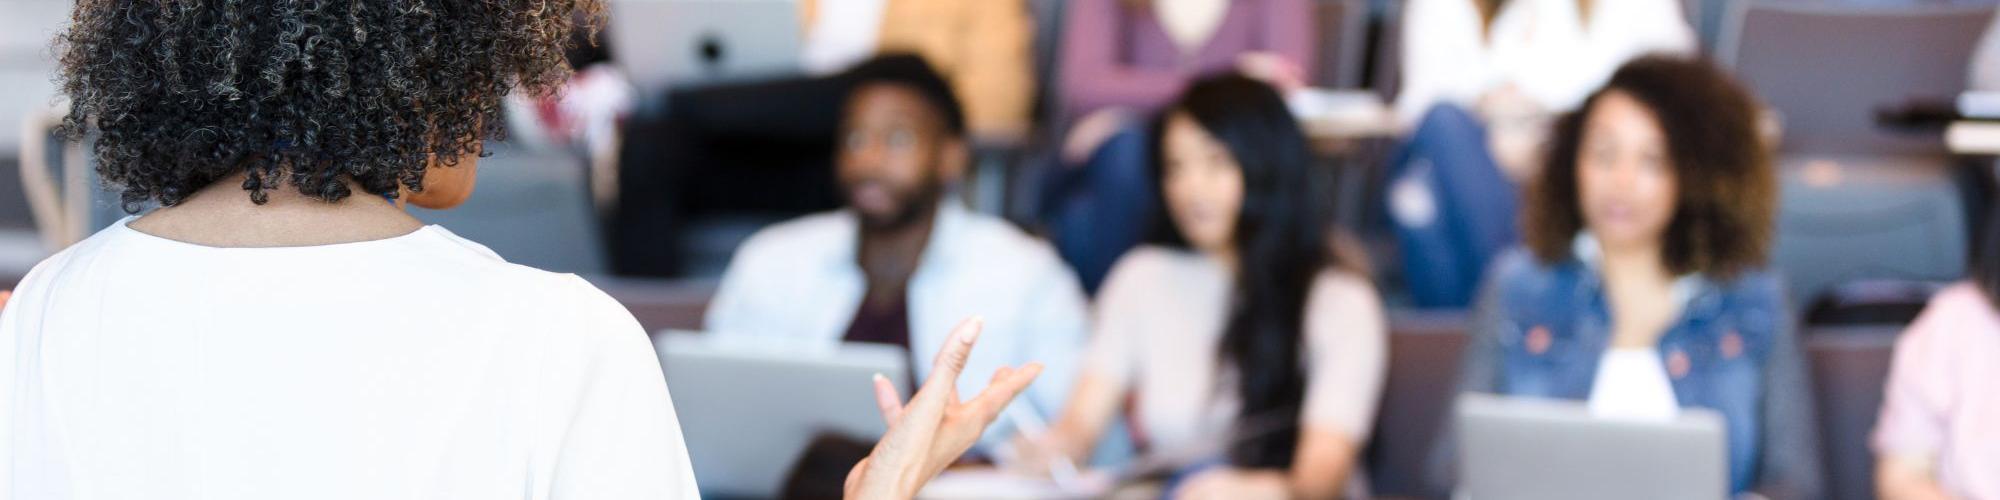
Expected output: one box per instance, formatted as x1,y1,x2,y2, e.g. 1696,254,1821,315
1524,55,1776,280
56,0,601,209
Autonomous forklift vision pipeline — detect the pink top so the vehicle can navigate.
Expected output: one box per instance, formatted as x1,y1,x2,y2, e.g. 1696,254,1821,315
1872,283,2000,499
1056,0,1314,125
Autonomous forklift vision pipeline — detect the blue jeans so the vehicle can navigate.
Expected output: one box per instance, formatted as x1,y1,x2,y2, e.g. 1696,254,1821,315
1041,123,1156,295
1388,105,1519,308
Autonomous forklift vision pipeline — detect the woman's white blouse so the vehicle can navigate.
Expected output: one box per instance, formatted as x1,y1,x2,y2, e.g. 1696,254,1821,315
0,218,698,499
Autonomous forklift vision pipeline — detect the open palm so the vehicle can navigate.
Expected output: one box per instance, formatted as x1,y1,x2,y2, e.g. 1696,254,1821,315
843,318,1045,500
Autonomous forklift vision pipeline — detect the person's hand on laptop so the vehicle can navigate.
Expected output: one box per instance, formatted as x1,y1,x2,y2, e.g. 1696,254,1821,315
843,317,1044,500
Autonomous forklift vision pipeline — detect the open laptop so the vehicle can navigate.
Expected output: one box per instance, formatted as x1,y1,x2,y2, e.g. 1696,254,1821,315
606,0,802,97
1456,393,1730,500
653,331,909,498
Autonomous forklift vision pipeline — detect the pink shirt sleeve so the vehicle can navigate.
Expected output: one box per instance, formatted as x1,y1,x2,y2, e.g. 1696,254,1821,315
1871,285,1975,459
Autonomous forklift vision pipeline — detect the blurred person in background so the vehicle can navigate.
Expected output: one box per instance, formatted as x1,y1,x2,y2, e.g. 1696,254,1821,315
2,2,1040,498
1389,0,1693,308
1430,56,1821,499
1872,207,2000,500
704,55,1087,456
1040,0,1314,295
1019,74,1385,500
609,0,1033,277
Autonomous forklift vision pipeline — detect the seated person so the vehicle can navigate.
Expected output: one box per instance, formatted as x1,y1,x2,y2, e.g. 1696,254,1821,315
1388,0,1693,308
1042,0,1315,293
1022,74,1387,499
1429,56,1822,499
704,55,1088,453
1873,209,2000,500
609,0,1035,276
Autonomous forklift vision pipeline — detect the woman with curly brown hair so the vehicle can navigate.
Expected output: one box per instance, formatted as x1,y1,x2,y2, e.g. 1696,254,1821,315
0,1,1034,498
1429,55,1823,499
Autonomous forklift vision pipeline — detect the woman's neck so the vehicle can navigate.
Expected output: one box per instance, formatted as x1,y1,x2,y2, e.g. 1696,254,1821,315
127,173,424,248
1199,246,1239,276
1599,240,1680,348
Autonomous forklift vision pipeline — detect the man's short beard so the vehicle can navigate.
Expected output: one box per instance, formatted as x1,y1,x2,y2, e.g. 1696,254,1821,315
856,187,943,233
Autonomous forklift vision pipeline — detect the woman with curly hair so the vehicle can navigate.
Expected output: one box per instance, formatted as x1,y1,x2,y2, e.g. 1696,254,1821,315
0,1,1034,498
1429,55,1822,499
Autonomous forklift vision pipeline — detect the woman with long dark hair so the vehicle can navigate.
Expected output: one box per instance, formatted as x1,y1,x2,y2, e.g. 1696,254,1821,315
1021,73,1386,499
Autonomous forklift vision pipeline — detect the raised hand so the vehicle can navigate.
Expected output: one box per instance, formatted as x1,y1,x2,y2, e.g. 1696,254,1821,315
843,317,1045,500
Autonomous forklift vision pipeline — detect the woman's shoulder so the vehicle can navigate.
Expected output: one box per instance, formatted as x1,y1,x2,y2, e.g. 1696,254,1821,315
1095,245,1216,304
408,227,645,334
1305,267,1387,334
1308,267,1381,306
1104,245,1201,280
1909,283,2000,338
1485,246,1576,298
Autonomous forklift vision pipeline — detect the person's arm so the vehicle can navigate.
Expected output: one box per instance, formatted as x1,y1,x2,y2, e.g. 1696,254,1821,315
1287,273,1389,498
1393,0,1486,127
974,254,1093,453
1872,291,1960,500
1019,256,1093,423
1425,251,1519,494
1170,273,1387,500
1025,253,1151,466
548,279,701,498
702,230,777,338
1751,280,1824,500
1057,0,1191,119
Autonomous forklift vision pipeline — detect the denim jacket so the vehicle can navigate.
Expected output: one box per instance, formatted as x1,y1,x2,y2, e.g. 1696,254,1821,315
1431,248,1823,499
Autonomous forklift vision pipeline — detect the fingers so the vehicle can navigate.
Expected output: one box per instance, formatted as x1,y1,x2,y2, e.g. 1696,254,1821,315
927,317,983,383
967,362,1044,422
871,373,904,429
987,365,1015,386
877,317,987,455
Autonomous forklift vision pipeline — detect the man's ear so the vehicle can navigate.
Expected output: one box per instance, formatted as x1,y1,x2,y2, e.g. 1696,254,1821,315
937,137,970,184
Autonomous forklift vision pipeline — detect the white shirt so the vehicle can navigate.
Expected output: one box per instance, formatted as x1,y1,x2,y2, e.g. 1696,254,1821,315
704,203,1089,451
1,218,698,499
1587,348,1681,421
1085,247,1387,466
1395,0,1696,125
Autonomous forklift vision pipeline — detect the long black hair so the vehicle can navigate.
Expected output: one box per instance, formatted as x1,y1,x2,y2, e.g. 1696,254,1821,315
1147,73,1334,468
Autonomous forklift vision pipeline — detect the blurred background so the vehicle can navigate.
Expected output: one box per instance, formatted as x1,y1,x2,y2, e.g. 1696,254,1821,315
4,0,1999,498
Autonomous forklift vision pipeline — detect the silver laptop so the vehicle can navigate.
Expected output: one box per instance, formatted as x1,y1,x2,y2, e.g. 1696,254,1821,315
653,331,909,498
606,0,802,97
1456,393,1730,500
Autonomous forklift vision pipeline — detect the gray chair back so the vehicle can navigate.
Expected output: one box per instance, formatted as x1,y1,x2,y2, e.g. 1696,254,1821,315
1773,156,1968,314
1805,325,1900,500
1720,2,1995,155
